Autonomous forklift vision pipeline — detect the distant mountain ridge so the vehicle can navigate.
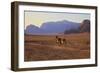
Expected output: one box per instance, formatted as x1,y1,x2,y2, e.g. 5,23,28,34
41,20,80,33
64,19,90,34
25,19,90,35
79,20,90,32
25,24,47,35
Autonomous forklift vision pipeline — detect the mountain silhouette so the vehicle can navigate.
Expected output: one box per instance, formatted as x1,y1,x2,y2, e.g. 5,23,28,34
64,19,90,34
25,20,80,35
25,24,47,35
41,20,80,33
79,19,90,32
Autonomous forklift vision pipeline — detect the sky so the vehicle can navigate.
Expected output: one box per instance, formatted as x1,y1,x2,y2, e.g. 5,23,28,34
24,11,90,28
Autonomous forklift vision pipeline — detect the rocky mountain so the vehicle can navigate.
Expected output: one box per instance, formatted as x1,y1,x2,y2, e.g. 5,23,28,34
64,19,90,34
25,19,90,35
79,19,90,32
25,24,47,35
41,20,80,33
25,20,80,35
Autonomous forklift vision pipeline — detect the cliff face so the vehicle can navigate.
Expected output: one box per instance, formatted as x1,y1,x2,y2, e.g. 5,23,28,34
79,20,90,32
25,20,80,35
25,19,90,35
64,19,90,34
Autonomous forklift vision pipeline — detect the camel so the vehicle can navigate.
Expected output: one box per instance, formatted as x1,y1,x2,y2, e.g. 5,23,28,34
56,36,66,45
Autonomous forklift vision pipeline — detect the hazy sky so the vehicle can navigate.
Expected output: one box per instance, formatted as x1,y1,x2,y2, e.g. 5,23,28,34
24,11,90,28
